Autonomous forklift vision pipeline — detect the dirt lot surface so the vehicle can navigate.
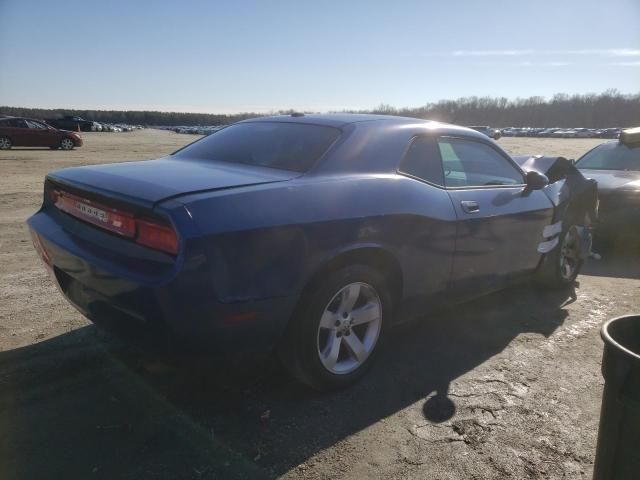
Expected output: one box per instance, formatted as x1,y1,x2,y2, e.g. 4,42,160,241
1,130,638,479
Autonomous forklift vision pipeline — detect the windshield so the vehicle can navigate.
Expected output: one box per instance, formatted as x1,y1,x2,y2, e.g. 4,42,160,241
175,122,341,172
576,142,640,171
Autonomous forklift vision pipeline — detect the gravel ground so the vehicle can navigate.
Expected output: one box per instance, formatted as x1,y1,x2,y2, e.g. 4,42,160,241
0,130,637,479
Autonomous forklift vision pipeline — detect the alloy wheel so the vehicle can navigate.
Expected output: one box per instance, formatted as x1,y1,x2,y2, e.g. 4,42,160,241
316,282,382,375
560,227,580,280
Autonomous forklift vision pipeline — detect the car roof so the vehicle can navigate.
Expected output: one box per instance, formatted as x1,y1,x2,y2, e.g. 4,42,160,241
238,113,486,139
0,116,38,121
240,113,426,127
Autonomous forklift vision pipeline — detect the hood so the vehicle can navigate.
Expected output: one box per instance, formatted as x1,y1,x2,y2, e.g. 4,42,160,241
579,169,640,193
47,157,297,207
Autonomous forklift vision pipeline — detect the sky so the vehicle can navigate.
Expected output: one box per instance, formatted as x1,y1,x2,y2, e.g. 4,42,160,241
0,0,639,113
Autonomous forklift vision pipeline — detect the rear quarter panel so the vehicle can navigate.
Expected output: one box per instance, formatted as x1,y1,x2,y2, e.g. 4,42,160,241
174,175,457,305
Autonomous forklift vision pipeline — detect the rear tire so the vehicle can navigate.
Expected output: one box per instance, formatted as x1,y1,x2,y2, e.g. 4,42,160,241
0,136,12,150
536,224,584,289
278,264,391,391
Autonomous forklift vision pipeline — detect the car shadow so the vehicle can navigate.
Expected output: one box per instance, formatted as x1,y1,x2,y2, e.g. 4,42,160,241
0,148,62,151
0,281,574,479
583,241,640,280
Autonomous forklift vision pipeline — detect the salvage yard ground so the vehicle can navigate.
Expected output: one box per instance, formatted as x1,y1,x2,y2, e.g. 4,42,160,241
1,130,638,479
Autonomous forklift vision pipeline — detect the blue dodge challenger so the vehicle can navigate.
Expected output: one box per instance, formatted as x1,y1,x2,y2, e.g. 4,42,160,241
27,114,597,390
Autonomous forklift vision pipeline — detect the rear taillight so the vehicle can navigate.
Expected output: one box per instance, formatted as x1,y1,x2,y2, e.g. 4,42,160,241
136,219,179,255
53,190,137,237
50,189,179,255
29,228,52,267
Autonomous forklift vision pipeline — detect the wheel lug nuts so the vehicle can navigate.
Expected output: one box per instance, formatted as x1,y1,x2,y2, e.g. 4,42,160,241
335,320,341,327
342,312,348,319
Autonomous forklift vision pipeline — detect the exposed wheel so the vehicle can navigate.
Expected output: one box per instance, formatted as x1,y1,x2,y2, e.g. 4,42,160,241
0,136,12,150
536,224,584,288
60,138,75,150
278,264,390,391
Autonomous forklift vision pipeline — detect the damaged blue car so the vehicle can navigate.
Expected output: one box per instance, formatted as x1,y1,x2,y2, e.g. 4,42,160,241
27,114,597,390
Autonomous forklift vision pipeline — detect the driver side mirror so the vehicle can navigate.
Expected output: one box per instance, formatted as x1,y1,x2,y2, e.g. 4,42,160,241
524,170,549,191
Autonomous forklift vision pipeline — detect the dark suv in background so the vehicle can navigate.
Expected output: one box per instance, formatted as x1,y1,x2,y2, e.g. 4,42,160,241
46,115,96,132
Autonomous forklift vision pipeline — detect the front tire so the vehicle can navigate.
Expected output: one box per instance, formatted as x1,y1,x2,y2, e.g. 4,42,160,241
278,265,391,391
60,138,75,150
0,136,12,150
536,225,584,288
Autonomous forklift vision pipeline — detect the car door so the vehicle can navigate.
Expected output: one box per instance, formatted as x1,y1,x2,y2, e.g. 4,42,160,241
437,135,554,296
0,119,11,140
396,135,457,304
25,120,53,147
7,119,31,146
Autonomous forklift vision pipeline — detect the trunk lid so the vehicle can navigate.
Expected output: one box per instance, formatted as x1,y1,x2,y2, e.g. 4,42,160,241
47,157,297,207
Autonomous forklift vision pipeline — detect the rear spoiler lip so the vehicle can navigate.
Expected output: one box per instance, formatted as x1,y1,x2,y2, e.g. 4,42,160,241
45,175,157,215
42,179,186,260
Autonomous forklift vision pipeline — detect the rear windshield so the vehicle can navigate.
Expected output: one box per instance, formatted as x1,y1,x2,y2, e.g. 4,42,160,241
576,142,640,171
175,122,341,172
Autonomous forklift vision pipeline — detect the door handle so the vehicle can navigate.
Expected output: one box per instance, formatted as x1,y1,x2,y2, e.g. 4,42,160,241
461,200,480,214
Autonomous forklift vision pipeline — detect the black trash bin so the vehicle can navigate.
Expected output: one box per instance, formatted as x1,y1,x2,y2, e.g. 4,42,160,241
593,314,640,480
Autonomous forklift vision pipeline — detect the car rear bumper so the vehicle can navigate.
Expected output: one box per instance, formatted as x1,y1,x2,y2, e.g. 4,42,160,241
27,210,296,357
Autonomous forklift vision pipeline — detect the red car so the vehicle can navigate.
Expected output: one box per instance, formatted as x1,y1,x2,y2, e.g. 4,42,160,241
0,116,82,150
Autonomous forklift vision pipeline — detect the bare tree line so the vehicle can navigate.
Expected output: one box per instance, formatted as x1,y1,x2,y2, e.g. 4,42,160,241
0,107,257,127
356,89,640,128
2,90,638,128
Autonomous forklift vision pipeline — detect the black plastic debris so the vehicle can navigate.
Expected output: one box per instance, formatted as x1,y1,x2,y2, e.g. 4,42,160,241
593,315,640,480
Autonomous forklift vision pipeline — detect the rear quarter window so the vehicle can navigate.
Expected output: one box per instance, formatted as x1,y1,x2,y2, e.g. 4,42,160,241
399,136,444,186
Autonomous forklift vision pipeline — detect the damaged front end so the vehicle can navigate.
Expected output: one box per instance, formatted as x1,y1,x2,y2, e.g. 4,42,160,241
514,155,598,262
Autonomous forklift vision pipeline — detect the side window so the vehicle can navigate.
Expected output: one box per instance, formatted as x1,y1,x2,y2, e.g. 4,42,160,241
13,119,29,129
399,136,444,186
26,120,46,129
437,137,524,187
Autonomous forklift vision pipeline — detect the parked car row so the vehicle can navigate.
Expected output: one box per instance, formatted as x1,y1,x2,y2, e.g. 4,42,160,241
372,124,623,141
501,127,622,139
99,123,143,132
45,115,143,133
467,125,502,140
173,125,226,135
